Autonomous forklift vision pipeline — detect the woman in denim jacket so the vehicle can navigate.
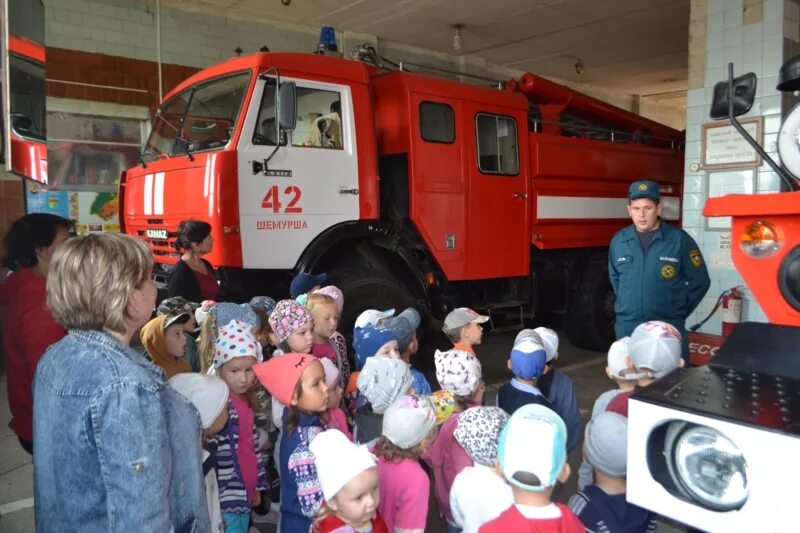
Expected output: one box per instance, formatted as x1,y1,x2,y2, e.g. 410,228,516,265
33,233,210,533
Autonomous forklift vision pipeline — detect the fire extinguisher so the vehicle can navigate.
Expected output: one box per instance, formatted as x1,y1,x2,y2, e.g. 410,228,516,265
721,287,743,337
690,286,744,337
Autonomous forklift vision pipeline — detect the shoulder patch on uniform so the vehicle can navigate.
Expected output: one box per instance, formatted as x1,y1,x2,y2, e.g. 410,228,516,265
661,264,676,279
690,249,703,268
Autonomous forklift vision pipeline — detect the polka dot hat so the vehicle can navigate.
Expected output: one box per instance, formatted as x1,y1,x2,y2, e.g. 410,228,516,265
213,319,263,369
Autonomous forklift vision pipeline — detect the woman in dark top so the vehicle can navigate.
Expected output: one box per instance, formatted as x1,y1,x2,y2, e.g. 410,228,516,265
167,219,221,302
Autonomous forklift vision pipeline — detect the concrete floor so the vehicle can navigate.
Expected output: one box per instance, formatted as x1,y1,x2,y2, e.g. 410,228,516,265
0,326,687,532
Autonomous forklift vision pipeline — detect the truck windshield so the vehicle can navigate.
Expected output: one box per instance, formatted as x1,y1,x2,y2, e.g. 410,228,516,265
142,71,251,161
9,55,46,140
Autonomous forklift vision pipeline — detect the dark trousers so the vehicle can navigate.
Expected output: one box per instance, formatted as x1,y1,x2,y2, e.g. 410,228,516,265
18,437,33,455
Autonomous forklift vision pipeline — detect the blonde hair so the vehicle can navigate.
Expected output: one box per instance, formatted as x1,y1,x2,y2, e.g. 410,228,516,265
305,292,338,315
198,312,218,373
47,233,152,333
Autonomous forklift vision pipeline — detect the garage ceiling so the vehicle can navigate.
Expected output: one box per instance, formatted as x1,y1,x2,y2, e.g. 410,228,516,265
164,0,689,97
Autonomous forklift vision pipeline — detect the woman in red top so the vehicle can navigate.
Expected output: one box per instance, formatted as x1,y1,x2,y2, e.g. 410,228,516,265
0,213,72,453
167,219,221,302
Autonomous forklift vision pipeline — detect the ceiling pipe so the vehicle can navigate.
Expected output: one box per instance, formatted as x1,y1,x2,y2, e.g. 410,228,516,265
156,0,163,102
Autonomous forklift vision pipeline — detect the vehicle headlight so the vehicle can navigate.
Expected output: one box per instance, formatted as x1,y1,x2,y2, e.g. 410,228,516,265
672,425,749,511
740,220,781,258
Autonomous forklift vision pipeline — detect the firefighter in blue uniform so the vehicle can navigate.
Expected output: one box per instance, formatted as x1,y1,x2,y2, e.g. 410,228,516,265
609,180,710,363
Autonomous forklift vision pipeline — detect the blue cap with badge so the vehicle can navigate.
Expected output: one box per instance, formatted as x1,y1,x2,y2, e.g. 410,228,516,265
628,180,661,202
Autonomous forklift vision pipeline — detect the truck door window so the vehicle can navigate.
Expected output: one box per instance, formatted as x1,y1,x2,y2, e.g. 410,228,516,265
476,113,519,175
419,102,455,143
253,82,343,149
9,54,46,140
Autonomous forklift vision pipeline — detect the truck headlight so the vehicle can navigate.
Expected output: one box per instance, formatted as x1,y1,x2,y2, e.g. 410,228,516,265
740,220,781,258
670,424,749,511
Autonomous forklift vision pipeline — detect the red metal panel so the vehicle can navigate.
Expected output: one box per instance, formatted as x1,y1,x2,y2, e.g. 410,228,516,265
463,104,530,279
408,92,467,279
704,192,800,327
529,133,684,249
9,35,45,63
124,150,243,268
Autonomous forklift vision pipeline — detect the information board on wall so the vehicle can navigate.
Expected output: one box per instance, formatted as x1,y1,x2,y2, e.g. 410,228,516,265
701,116,763,169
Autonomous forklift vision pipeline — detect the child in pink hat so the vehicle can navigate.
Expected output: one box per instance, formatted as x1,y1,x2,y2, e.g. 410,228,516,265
253,353,330,533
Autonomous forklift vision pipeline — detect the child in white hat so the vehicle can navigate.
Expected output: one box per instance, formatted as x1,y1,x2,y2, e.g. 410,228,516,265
309,429,388,533
568,412,656,532
449,407,513,533
426,348,484,530
169,373,230,533
206,319,268,532
355,355,414,447
578,336,639,490
606,321,684,417
481,404,583,532
375,395,438,533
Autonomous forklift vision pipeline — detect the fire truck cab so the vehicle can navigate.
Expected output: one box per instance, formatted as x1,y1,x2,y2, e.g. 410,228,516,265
122,51,684,348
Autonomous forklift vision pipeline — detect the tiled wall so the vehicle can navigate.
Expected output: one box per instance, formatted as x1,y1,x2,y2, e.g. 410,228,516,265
683,0,796,333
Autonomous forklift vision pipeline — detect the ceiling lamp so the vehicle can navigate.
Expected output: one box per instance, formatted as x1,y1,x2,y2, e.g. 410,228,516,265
452,24,464,52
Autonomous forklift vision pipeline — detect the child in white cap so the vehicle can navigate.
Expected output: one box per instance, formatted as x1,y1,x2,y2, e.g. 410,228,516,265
578,336,639,490
568,412,655,533
449,407,513,533
319,358,353,441
425,348,484,530
533,327,582,454
376,395,438,533
206,319,268,533
169,373,230,533
606,321,684,417
480,404,583,532
309,429,388,533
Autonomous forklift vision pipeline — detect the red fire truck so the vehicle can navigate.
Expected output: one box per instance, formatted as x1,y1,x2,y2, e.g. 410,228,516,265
6,35,47,183
121,51,684,349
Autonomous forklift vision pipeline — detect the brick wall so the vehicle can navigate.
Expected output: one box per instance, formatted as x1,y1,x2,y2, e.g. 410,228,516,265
0,176,25,273
45,47,198,112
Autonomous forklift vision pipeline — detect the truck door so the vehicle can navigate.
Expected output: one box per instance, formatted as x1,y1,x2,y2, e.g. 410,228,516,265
466,108,530,278
237,75,360,269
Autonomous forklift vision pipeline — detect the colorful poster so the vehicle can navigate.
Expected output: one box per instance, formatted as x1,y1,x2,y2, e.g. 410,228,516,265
75,192,120,234
25,180,119,234
25,182,70,219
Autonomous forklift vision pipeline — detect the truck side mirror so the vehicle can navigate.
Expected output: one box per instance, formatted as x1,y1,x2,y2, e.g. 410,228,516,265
709,72,756,120
278,81,297,132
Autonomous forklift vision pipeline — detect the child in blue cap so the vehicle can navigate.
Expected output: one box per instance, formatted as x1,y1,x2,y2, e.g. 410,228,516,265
497,329,553,415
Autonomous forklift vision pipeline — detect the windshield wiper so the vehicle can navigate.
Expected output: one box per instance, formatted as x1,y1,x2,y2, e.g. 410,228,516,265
176,136,195,162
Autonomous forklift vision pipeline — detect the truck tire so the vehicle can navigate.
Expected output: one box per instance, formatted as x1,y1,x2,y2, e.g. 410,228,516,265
565,257,616,351
330,268,415,345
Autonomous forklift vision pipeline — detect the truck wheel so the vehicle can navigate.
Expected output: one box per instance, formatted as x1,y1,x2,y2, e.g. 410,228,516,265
565,257,616,351
330,268,415,345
